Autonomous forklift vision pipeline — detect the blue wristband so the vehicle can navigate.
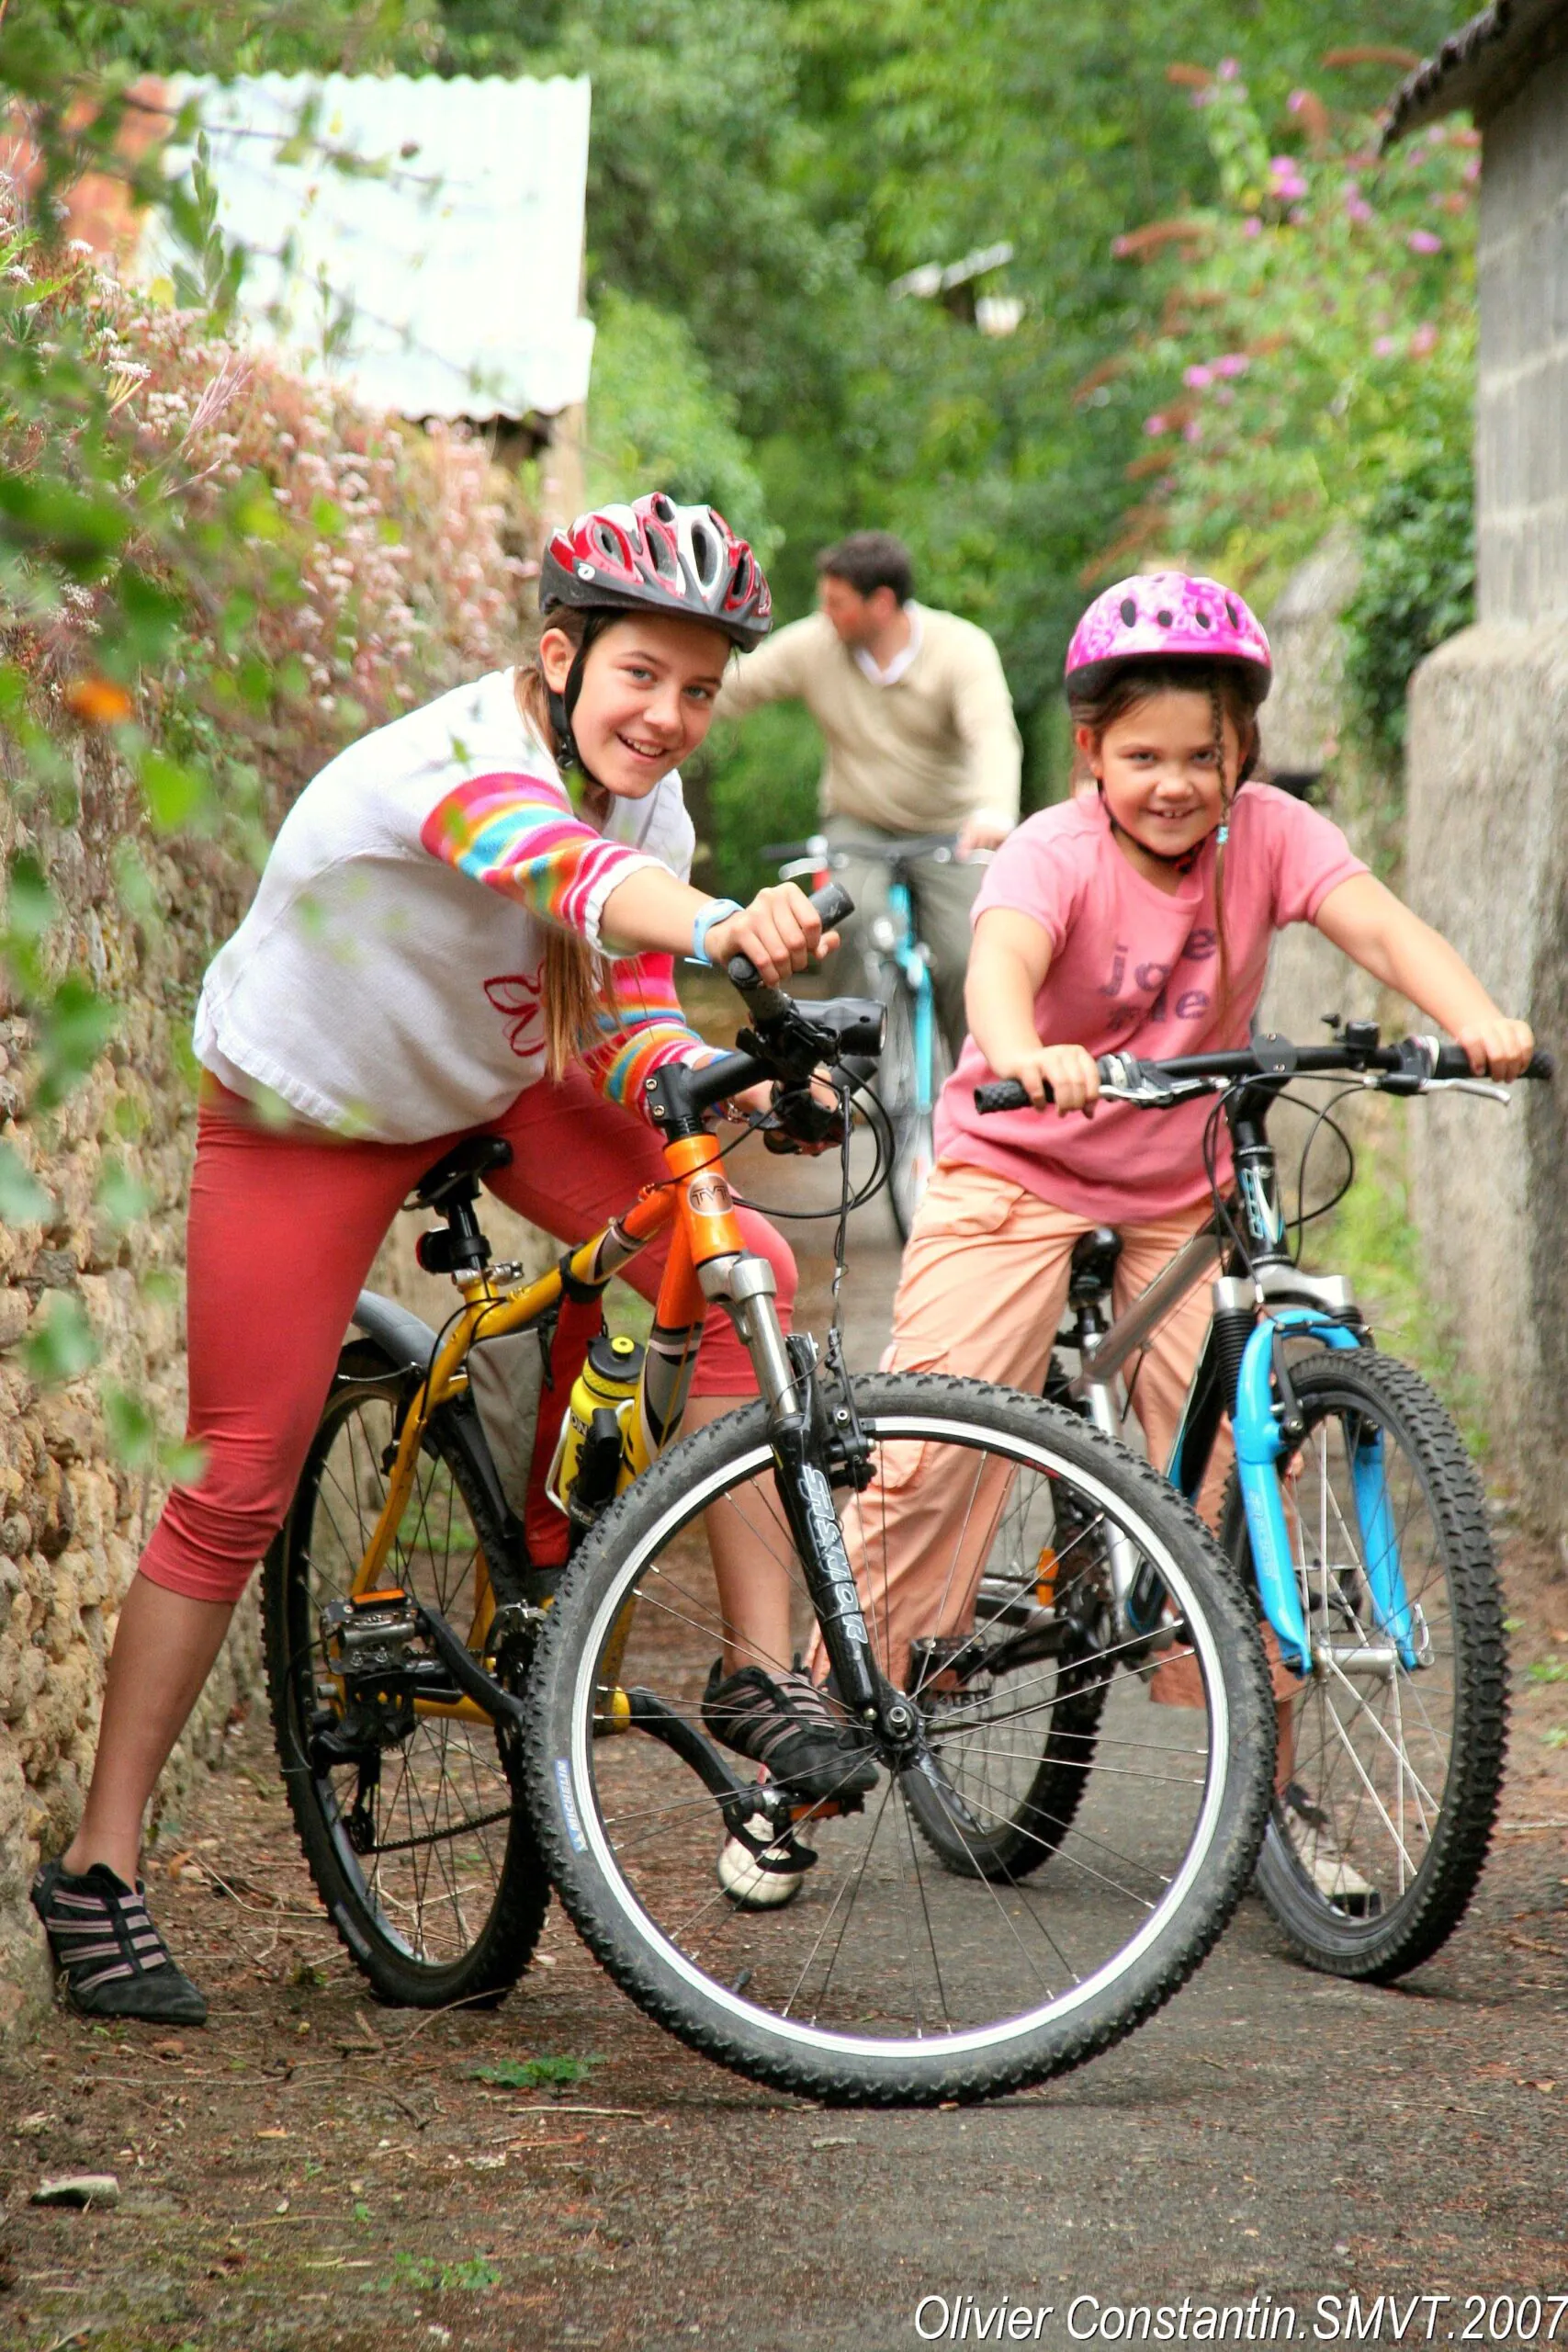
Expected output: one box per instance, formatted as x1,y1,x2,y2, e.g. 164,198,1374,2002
690,898,743,967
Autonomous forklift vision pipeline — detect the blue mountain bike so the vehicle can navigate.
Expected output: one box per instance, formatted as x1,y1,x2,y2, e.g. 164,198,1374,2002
975,1023,1552,1980
772,833,953,1238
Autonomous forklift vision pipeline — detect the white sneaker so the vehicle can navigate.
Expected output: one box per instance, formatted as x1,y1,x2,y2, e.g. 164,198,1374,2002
716,1815,808,1910
1280,1783,1382,1917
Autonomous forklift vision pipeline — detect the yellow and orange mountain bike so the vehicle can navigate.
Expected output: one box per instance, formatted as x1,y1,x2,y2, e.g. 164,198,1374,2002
262,896,1272,2105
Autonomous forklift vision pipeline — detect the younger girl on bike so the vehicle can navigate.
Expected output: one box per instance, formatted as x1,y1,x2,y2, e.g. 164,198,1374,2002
774,571,1532,1907
32,492,860,2018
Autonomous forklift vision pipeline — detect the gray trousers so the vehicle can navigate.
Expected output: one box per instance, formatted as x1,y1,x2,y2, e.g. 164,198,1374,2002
818,815,984,1061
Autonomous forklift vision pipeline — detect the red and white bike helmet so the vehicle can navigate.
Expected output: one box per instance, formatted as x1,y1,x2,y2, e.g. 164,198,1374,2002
1065,571,1272,703
540,492,773,650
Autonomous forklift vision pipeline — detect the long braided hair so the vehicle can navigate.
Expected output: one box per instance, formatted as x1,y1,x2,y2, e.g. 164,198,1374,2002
1067,657,1262,1038
514,607,616,1079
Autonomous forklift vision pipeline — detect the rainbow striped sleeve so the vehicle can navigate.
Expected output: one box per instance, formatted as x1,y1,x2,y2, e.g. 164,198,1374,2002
581,953,725,1120
420,770,659,947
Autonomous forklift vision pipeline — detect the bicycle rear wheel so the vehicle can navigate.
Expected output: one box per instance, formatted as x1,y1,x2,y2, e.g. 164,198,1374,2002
904,1479,1114,1881
525,1374,1273,2103
1221,1347,1506,1982
263,1340,548,2007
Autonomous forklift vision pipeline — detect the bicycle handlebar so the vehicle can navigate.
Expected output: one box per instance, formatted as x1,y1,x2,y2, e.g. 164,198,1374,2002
763,832,962,869
974,1035,1555,1115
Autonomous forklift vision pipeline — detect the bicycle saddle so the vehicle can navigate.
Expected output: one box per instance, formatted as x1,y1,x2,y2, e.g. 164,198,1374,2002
1067,1226,1122,1301
411,1134,513,1212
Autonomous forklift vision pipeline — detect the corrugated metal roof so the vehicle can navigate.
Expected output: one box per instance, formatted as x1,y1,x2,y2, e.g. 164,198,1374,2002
145,73,593,420
1382,0,1568,143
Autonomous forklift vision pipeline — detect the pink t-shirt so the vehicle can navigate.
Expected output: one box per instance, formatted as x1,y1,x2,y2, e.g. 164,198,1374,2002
935,783,1368,1219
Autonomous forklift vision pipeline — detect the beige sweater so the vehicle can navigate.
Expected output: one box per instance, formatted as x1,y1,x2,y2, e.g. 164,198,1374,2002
713,605,1022,834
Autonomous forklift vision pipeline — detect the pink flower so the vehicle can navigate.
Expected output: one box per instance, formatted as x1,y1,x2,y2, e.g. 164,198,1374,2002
1463,158,1482,184
1183,363,1213,389
1343,184,1373,224
1217,57,1240,82
1213,352,1250,379
1407,229,1443,254
1287,89,1307,113
1374,335,1398,357
1144,414,1169,436
1182,419,1202,443
1410,322,1438,356
1243,215,1262,238
1269,156,1308,201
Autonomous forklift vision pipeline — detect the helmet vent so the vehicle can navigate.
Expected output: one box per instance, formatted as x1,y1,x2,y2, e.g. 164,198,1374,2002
1156,608,1173,628
1119,597,1138,627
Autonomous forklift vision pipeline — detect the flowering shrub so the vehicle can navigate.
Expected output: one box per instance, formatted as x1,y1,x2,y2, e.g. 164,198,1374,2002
0,202,531,1149
1096,62,1476,612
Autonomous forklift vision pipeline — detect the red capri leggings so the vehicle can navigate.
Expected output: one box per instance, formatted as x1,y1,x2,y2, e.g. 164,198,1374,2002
140,1074,796,1605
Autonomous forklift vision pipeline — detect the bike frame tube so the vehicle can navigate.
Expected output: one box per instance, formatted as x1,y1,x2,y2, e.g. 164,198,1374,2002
351,1134,742,1609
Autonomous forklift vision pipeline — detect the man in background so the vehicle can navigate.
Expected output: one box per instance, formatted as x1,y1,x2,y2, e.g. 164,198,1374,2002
713,530,1021,1057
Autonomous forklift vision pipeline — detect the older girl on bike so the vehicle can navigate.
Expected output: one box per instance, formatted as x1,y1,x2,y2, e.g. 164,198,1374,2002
32,493,862,2019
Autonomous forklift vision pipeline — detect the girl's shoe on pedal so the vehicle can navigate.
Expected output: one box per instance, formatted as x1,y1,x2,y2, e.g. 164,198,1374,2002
1279,1785,1381,1918
30,1860,209,2024
701,1659,877,1804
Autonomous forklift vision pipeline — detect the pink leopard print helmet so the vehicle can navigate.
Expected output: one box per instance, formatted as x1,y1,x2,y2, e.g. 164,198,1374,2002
1065,571,1271,703
541,492,772,650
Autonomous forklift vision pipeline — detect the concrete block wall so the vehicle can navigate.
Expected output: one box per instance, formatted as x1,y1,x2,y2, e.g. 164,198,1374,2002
1475,47,1568,624
1405,619,1568,1533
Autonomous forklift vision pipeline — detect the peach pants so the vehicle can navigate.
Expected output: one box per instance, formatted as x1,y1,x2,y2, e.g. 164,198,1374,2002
818,1158,1229,1691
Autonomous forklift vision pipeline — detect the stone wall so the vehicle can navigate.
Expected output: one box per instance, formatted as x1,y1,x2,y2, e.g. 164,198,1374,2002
0,735,259,2035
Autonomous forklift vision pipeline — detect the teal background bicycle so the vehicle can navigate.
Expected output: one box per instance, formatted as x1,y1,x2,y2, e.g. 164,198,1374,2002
771,831,953,1238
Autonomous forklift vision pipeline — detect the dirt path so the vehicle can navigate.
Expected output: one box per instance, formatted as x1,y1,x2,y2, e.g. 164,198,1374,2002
5,1137,1567,2352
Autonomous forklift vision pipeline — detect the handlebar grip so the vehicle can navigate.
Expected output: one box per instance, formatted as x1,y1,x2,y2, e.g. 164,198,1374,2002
725,880,856,994
974,1079,1040,1114
1431,1043,1556,1082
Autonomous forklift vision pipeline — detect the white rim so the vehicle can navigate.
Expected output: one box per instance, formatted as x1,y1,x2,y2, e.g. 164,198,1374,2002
559,1413,1235,2064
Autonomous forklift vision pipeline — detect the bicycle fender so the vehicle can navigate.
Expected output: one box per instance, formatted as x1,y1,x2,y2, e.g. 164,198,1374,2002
1232,1310,1361,1677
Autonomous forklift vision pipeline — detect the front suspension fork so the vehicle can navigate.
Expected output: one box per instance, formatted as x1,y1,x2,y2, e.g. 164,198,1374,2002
702,1253,916,1744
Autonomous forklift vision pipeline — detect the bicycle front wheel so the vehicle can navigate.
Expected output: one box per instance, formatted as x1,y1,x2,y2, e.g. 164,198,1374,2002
1221,1347,1507,1982
871,960,949,1241
525,1374,1273,2104
263,1340,548,2007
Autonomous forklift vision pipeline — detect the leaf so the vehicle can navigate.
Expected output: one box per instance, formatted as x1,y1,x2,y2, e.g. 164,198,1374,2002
0,1142,51,1226
102,1384,158,1469
138,749,208,832
23,1292,98,1386
35,976,118,1109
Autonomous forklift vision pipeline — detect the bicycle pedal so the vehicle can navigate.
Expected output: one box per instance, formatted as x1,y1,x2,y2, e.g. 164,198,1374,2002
788,1794,863,1824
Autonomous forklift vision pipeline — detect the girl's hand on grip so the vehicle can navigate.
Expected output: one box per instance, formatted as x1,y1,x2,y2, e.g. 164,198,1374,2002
708,884,838,987
1458,1015,1534,1082
998,1043,1100,1115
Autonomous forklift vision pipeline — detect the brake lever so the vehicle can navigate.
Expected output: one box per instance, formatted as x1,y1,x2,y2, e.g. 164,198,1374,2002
1428,1077,1512,1104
